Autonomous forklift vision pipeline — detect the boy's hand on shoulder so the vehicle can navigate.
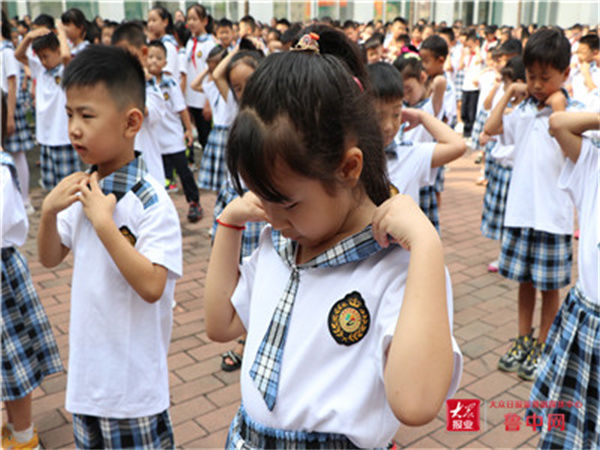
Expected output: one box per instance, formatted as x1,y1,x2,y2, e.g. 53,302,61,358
545,90,567,112
78,172,117,231
42,172,89,216
508,81,528,104
401,108,423,132
220,191,267,228
372,194,440,251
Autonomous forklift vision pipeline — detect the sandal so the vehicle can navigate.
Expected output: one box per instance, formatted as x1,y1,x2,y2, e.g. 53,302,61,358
220,339,245,372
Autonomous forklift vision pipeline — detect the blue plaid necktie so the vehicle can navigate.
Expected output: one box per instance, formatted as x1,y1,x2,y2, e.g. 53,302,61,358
249,226,385,410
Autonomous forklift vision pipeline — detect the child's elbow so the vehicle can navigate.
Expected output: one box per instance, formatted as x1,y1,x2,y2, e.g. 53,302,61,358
548,112,564,136
139,282,166,304
389,395,444,427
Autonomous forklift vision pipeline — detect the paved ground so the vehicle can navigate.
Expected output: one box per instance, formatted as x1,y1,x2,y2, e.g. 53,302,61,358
5,150,578,449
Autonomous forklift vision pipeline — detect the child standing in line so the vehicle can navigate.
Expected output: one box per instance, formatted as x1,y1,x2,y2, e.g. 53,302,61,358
205,44,462,449
459,30,483,138
484,28,585,381
37,46,182,449
14,26,80,190
527,111,599,449
60,8,89,56
147,5,179,77
567,33,600,111
147,40,202,223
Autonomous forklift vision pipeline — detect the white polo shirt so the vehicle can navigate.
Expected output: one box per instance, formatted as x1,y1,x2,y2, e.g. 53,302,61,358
183,33,216,108
570,62,600,112
27,56,70,146
1,41,18,94
1,155,27,248
202,79,237,127
386,140,436,203
57,155,182,418
160,34,179,77
502,95,584,234
231,226,463,448
155,74,187,155
135,80,166,186
442,74,457,125
558,138,599,303
462,51,482,92
69,40,89,56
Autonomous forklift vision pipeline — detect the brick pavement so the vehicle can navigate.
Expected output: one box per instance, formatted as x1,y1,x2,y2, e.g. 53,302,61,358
5,151,578,449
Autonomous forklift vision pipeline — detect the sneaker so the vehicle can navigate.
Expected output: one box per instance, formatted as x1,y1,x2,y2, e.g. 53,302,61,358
166,182,179,194
518,340,545,381
187,202,203,223
2,428,40,450
498,332,534,372
487,259,499,272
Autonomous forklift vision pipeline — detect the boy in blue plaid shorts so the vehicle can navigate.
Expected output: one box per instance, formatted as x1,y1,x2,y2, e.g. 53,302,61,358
14,23,80,190
484,28,585,382
37,46,182,449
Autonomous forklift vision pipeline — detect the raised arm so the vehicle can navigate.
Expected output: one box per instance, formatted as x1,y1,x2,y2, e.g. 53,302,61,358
430,75,446,118
484,81,527,136
212,46,238,101
56,21,72,65
14,27,52,64
482,77,501,111
548,111,600,162
189,66,210,92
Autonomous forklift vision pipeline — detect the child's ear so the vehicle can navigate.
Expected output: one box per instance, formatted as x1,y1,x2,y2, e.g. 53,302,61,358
420,70,428,84
562,66,570,81
337,147,363,186
124,108,144,138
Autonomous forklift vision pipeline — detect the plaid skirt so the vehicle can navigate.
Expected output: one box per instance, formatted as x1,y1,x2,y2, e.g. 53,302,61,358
499,227,572,291
481,159,512,241
1,247,63,401
212,179,266,259
419,184,440,233
454,70,465,96
527,284,599,449
198,125,229,192
226,404,369,449
40,144,81,189
471,109,489,150
3,92,35,153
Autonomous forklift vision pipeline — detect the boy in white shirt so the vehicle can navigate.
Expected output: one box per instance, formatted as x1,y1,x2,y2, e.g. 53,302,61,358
567,34,600,111
484,28,584,381
459,29,483,137
37,45,182,449
14,26,80,189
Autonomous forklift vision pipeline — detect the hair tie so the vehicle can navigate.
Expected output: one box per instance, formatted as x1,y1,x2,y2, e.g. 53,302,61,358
292,32,320,53
353,76,364,92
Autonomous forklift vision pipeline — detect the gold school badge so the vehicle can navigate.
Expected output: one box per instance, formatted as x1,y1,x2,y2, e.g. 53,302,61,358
54,75,61,85
119,225,137,246
163,91,170,101
389,183,399,197
328,291,370,345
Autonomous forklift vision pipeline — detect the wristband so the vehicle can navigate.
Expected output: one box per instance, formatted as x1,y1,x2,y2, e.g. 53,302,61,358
216,218,245,231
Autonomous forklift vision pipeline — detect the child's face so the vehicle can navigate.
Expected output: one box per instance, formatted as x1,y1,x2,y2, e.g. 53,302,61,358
101,27,114,46
239,21,252,38
17,24,28,36
147,46,167,76
576,43,596,64
37,47,62,70
402,76,427,107
411,28,422,42
392,21,407,39
147,9,167,38
525,62,569,104
374,98,403,148
217,26,233,48
344,27,359,43
63,22,83,42
419,48,445,76
229,62,255,101
366,45,383,64
186,9,206,36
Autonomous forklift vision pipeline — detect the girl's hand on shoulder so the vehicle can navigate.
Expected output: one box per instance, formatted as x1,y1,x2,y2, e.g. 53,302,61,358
41,171,89,216
220,191,267,227
372,194,439,251
401,108,423,132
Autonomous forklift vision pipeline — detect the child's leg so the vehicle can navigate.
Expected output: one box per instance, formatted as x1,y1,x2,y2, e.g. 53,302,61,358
171,150,200,204
12,151,30,204
539,289,560,342
4,394,32,431
518,281,536,336
162,154,174,185
40,145,53,189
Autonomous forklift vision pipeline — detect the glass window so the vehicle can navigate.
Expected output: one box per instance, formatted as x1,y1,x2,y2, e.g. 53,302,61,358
477,0,490,24
462,0,474,25
273,1,287,19
491,0,503,25
29,1,64,21
386,1,402,22
124,1,149,21
65,1,99,20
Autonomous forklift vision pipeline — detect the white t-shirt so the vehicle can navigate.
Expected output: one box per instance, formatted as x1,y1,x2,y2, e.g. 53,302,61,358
476,69,499,113
177,47,187,81
57,156,182,418
135,80,166,186
570,62,600,112
558,138,599,303
402,98,435,144
442,74,457,125
386,140,436,203
1,41,18,95
231,226,463,448
462,51,482,92
183,33,216,108
155,74,187,155
69,40,89,56
502,96,584,234
1,158,27,248
160,34,179,77
27,56,70,146
202,79,238,127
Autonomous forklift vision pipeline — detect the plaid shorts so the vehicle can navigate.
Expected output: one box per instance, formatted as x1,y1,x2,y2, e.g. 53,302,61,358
481,160,512,241
212,179,266,259
3,94,35,153
2,247,63,401
434,165,445,193
72,409,173,450
419,184,440,233
499,227,572,290
471,109,489,150
40,144,81,189
527,284,599,449
197,125,229,192
454,70,465,96
226,404,367,449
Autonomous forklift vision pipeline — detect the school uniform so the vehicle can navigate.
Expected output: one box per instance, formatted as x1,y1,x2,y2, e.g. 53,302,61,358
69,40,89,57
226,225,463,448
385,138,435,204
460,51,482,137
1,152,63,401
434,74,459,197
27,54,80,189
56,154,182,448
160,34,179,77
527,137,599,449
197,79,237,191
449,43,464,98
569,61,600,112
156,74,199,204
498,92,584,291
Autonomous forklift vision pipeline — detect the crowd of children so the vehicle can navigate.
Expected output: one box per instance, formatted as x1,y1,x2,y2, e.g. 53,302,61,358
1,5,598,449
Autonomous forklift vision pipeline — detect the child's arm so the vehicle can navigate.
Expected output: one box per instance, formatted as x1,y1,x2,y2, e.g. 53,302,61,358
430,74,446,118
545,89,567,113
372,194,453,426
549,111,600,162
213,47,238,101
76,173,168,303
190,67,210,92
205,192,267,342
179,108,194,147
56,21,72,65
482,76,501,111
580,61,599,92
14,27,51,64
483,81,527,136
38,172,89,267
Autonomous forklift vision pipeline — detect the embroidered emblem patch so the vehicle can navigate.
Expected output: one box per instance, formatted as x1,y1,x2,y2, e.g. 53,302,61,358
54,75,61,85
196,50,203,58
119,226,137,246
328,291,370,345
163,91,170,101
389,183,399,197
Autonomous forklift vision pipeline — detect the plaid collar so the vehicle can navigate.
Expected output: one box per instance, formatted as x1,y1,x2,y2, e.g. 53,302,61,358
161,34,178,49
193,33,211,43
89,153,148,202
45,64,62,77
405,97,429,110
0,40,14,50
521,88,576,112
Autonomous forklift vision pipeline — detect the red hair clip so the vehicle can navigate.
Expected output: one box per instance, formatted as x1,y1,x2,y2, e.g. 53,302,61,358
293,32,320,53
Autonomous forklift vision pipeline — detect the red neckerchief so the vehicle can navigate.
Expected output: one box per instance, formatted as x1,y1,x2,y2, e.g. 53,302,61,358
191,36,198,68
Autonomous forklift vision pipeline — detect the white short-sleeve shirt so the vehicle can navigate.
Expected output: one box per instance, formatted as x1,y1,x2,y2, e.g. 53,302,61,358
1,155,27,248
570,62,600,112
155,74,187,155
462,52,482,92
69,40,89,56
202,79,237,127
183,33,216,108
386,140,436,202
57,155,182,418
230,227,463,448
1,41,18,95
160,34,179,77
135,80,166,186
558,138,599,303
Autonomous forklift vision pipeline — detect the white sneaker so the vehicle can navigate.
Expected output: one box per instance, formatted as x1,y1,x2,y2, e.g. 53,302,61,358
24,202,35,215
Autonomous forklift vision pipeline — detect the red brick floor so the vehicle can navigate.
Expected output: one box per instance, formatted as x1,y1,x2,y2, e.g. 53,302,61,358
5,152,578,449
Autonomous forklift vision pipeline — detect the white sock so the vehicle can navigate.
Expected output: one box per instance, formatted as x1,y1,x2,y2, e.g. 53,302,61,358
12,424,34,443
6,422,14,433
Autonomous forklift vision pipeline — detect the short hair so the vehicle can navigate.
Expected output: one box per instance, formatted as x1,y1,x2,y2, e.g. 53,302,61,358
465,29,479,41
111,22,147,48
267,28,281,41
207,44,227,62
485,25,497,36
579,33,599,51
281,23,301,44
501,56,526,82
498,38,522,56
364,33,384,50
240,15,256,31
33,13,55,30
393,53,424,80
420,34,448,58
343,20,357,30
367,62,404,101
32,32,60,53
217,18,233,30
62,45,145,112
148,39,167,56
17,20,30,31
439,26,455,43
393,17,407,26
523,28,570,71
277,18,290,27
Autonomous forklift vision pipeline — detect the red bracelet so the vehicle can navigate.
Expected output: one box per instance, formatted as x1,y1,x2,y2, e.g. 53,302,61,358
216,218,245,231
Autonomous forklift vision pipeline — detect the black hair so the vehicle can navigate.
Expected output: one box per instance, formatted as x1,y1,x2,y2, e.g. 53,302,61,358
267,28,281,41
32,32,59,53
276,18,290,27
439,26,455,43
111,22,147,48
150,4,174,35
225,50,264,101
102,20,118,30
393,17,407,26
281,23,301,44
393,53,424,80
2,10,10,40
367,62,403,101
343,20,357,30
86,21,101,44
1,92,6,143
173,21,190,47
205,14,214,35
17,20,30,31
364,33,384,50
579,33,599,51
227,51,389,206
148,39,167,56
420,34,448,58
498,38,522,56
523,28,570,71
187,4,208,20
33,13,55,30
62,45,145,112
501,56,525,82
61,8,89,41
240,15,256,32
207,44,227,61
465,29,479,41
485,25,497,36
217,18,233,30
